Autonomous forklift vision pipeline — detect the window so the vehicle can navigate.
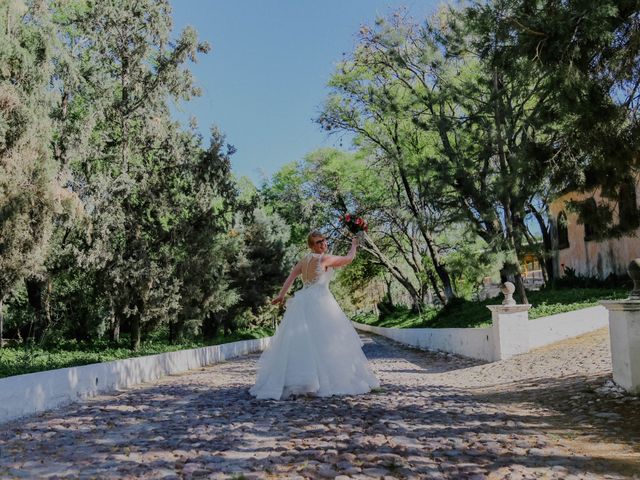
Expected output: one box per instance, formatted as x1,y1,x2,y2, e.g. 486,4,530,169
557,211,569,249
583,198,597,242
618,178,639,231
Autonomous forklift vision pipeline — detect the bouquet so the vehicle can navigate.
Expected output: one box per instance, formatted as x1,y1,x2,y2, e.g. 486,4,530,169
339,213,368,236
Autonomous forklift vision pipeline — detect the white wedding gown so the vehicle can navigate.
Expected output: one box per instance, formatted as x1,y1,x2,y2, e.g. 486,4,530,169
250,253,380,400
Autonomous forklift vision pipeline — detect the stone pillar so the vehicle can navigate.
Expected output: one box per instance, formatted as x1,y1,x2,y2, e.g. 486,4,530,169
600,259,640,394
488,282,532,361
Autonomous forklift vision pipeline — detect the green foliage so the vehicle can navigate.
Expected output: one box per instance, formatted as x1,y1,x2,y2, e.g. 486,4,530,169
356,287,629,329
317,2,640,303
526,288,628,319
0,328,272,379
464,0,640,234
3,0,639,365
264,147,448,310
1,0,291,355
68,0,220,350
320,32,460,303
331,251,385,313
261,162,311,246
0,1,59,302
234,207,295,310
211,206,296,335
437,228,502,299
554,267,633,290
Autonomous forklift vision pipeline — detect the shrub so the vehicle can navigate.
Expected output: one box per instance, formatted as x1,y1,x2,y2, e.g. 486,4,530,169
555,267,632,290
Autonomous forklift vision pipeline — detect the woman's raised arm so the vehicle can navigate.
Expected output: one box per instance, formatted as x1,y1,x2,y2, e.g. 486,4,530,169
321,236,358,269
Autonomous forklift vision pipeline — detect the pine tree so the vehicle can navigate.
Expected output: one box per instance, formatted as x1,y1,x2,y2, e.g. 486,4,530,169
68,0,214,349
466,0,640,235
0,0,60,343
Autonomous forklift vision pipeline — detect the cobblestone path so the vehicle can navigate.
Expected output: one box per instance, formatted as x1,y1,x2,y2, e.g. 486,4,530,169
1,329,639,479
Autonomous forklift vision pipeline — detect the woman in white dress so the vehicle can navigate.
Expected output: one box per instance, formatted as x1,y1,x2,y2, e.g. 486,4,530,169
249,230,380,400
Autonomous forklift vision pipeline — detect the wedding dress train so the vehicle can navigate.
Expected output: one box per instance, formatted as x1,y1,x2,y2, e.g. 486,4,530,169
250,253,379,400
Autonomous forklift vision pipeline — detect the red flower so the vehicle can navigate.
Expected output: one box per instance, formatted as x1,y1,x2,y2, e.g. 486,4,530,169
345,214,351,222
355,218,362,225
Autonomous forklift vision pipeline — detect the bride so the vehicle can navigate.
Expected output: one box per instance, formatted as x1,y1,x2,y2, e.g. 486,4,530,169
249,230,380,400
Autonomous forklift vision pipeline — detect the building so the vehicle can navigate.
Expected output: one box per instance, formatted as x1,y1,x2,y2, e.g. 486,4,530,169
521,252,545,288
549,180,640,279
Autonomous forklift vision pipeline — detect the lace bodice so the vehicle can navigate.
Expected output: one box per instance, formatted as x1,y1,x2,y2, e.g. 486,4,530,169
301,253,333,288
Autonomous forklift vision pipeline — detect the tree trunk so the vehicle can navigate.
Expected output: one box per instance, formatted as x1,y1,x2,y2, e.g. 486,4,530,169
130,293,146,351
361,235,424,309
25,277,45,341
384,277,394,308
170,320,185,344
110,317,120,343
109,300,121,343
491,65,531,306
203,312,222,339
223,313,234,337
130,316,141,351
514,272,529,305
427,271,445,305
396,165,456,302
0,297,4,348
44,278,52,333
502,260,529,304
387,228,433,307
510,229,530,304
529,204,555,282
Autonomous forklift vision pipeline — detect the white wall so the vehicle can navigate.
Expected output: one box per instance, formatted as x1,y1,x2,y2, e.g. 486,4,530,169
0,305,613,424
601,301,640,394
354,305,609,362
0,337,271,424
354,322,495,362
527,306,608,348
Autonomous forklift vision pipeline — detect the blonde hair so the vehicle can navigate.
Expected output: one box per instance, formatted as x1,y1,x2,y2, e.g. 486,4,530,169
307,230,325,248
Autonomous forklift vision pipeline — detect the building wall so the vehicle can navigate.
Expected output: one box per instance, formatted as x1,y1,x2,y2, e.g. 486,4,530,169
550,189,640,279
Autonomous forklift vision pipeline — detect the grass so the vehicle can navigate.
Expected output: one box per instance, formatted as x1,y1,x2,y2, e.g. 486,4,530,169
353,287,629,330
0,327,272,379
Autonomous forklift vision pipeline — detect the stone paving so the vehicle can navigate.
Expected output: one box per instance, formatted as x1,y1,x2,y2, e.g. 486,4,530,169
0,328,639,479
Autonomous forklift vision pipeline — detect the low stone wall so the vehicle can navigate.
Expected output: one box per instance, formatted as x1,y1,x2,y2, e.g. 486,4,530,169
527,306,608,349
353,305,609,362
0,337,271,424
353,323,495,362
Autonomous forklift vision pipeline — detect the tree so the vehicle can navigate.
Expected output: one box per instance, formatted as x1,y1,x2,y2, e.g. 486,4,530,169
216,206,296,334
69,0,214,349
467,0,640,237
261,161,319,246
20,0,95,343
0,0,60,343
2,0,295,348
327,10,570,302
168,129,244,343
264,148,441,309
331,251,386,313
319,41,458,303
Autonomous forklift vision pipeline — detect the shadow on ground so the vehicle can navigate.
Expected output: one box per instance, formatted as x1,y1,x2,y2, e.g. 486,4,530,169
0,334,638,478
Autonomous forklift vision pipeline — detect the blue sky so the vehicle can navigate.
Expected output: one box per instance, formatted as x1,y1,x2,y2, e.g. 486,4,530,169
169,0,442,184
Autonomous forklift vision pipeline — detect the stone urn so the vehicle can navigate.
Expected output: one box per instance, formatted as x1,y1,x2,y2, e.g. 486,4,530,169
500,281,516,306
628,258,640,300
